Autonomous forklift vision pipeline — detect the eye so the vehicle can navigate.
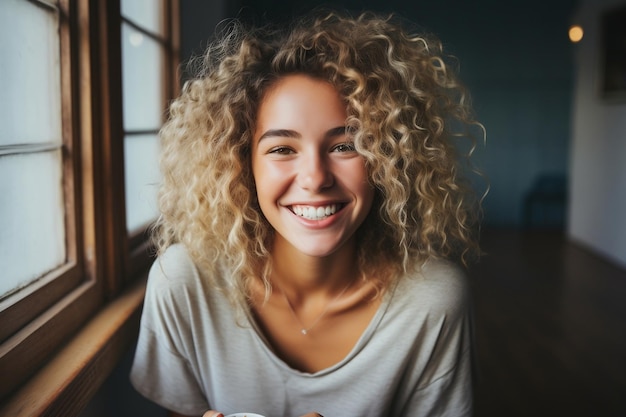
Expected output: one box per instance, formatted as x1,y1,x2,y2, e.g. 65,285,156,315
268,146,295,155
331,142,356,153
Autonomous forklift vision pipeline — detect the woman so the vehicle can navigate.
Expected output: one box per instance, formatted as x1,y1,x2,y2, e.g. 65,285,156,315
131,10,484,417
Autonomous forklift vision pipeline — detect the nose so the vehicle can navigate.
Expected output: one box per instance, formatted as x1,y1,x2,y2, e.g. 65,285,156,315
297,152,334,192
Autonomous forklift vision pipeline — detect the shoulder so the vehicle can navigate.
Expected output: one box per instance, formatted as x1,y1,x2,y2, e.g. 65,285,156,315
150,244,196,279
146,244,203,296
420,258,469,296
394,258,470,316
142,244,227,330
146,243,231,305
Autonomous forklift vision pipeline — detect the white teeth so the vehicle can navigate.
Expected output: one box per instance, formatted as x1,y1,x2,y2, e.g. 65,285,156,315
293,204,338,220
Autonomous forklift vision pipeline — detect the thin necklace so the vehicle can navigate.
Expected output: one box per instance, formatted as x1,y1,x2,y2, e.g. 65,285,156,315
280,281,353,336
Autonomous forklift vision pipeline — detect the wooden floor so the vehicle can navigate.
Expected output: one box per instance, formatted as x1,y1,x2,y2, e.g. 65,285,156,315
469,229,626,417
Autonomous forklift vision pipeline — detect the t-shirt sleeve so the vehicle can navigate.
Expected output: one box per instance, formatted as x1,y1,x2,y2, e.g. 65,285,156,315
406,336,473,416
396,261,474,416
130,245,210,416
131,327,209,414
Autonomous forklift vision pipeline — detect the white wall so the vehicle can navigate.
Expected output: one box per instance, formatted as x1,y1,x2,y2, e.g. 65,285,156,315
568,0,626,268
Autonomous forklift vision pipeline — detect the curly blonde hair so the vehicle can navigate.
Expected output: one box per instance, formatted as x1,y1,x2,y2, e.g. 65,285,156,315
154,10,485,304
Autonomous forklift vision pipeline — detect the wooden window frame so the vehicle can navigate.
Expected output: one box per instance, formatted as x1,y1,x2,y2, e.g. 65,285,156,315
0,0,103,400
0,0,180,414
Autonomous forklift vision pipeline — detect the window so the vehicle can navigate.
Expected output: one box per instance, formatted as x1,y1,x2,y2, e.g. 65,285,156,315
121,0,166,234
0,0,67,302
0,0,179,404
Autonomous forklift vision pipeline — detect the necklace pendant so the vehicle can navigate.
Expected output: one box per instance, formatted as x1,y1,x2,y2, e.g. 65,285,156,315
280,280,353,336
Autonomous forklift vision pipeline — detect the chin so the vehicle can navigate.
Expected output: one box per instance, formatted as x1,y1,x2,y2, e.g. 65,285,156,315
296,247,337,258
293,241,348,258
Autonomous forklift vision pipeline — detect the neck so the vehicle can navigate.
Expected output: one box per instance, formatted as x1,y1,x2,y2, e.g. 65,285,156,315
270,237,359,299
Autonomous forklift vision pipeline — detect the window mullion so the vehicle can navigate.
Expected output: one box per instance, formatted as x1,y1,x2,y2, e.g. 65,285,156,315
25,0,58,13
121,16,168,45
0,143,62,156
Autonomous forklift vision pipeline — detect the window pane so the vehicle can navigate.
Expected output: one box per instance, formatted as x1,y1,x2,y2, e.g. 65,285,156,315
0,0,62,146
122,22,165,131
121,0,164,36
124,134,161,233
0,151,65,299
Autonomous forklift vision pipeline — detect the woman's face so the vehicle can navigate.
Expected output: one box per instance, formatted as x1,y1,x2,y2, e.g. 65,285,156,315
251,74,374,258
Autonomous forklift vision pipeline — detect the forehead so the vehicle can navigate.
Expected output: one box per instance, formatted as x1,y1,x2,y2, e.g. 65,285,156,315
254,74,347,135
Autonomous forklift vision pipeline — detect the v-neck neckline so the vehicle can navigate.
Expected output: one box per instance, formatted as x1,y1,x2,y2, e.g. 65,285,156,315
244,279,400,377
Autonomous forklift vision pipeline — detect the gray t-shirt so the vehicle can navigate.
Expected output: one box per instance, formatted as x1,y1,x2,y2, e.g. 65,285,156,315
130,244,473,417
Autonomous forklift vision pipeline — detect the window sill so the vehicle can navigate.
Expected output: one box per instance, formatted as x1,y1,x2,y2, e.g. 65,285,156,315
0,275,147,417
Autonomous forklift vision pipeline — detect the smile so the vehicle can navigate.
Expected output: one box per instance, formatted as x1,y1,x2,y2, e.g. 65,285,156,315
291,204,343,220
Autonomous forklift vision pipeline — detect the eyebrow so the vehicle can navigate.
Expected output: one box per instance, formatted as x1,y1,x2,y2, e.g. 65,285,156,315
257,126,347,142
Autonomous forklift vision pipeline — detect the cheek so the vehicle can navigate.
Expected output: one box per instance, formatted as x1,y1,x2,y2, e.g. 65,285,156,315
344,160,372,190
359,182,376,214
252,156,288,182
251,157,271,193
336,161,375,212
252,160,290,205
355,166,375,211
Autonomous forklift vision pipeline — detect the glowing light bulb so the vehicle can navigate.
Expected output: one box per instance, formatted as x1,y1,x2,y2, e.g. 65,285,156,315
569,25,584,43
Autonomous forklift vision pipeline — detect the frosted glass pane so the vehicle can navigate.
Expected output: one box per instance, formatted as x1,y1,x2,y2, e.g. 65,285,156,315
122,22,165,131
0,151,66,299
0,0,62,146
121,0,164,36
124,134,161,232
